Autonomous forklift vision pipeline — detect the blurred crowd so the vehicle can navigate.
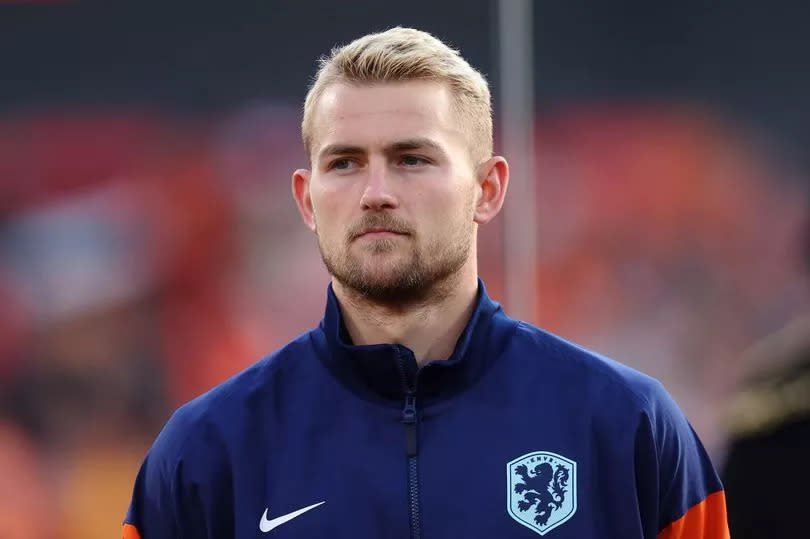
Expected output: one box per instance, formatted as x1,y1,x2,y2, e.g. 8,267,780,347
0,102,807,538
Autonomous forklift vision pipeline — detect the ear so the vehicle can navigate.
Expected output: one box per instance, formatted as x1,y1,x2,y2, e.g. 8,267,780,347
292,168,317,232
473,156,509,225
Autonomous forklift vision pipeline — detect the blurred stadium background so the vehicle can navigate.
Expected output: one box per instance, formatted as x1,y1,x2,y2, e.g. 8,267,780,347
1,2,809,537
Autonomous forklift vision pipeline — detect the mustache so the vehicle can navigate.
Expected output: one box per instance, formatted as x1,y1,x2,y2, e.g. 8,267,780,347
347,213,413,240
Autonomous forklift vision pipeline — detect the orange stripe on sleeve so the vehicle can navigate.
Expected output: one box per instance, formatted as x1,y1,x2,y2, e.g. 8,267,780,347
658,490,730,539
122,523,143,539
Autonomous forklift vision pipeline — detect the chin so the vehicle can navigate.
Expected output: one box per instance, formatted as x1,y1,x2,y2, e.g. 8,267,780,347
359,266,410,286
357,249,410,267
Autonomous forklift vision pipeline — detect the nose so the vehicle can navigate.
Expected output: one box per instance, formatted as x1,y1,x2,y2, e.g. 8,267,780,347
359,161,398,211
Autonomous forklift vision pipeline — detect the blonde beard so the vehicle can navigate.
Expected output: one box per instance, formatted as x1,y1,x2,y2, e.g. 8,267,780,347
317,226,472,307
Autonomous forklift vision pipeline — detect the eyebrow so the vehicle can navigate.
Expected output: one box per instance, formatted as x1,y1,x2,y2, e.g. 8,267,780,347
317,137,446,161
318,144,365,159
387,138,444,154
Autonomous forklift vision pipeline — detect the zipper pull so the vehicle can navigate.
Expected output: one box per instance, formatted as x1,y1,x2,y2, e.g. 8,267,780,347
402,393,418,457
402,394,417,423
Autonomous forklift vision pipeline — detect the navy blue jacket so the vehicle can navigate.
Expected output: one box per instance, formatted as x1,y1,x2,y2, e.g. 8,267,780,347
123,280,728,538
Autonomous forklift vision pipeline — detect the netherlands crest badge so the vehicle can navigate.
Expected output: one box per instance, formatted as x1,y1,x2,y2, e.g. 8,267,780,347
507,451,577,535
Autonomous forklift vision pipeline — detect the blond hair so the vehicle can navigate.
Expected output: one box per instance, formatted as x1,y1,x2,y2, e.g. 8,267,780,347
302,27,492,164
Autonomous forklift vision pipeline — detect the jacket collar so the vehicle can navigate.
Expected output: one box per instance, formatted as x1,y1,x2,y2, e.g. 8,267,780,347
311,278,517,405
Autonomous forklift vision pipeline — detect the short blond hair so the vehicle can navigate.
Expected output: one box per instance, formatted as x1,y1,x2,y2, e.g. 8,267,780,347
302,27,492,164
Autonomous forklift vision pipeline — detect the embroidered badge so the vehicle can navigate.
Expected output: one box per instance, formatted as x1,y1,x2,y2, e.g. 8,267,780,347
507,451,577,535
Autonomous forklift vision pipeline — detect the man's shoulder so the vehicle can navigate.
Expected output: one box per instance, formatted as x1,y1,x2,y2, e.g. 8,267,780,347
188,329,318,409
510,320,670,412
150,328,322,462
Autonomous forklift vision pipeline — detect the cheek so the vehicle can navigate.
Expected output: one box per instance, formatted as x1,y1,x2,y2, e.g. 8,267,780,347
436,181,476,217
310,187,350,235
311,176,358,211
420,190,471,237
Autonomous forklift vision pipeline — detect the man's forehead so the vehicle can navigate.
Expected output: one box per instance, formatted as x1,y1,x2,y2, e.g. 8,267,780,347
311,81,461,155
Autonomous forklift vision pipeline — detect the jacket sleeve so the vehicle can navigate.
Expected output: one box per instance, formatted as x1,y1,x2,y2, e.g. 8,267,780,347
121,448,181,539
121,408,211,539
634,381,730,539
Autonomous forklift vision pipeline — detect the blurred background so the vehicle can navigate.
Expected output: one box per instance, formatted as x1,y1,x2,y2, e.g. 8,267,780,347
1,2,809,537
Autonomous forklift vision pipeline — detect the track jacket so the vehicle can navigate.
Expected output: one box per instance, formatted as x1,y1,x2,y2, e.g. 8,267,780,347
123,280,729,538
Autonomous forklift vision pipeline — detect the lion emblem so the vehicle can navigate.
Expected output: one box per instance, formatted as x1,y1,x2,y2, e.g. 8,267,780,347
507,451,577,535
514,462,570,525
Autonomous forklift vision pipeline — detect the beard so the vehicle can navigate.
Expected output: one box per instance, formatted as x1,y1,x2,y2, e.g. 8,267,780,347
316,211,472,306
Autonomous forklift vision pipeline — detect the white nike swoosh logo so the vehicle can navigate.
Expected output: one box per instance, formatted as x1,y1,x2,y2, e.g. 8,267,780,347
259,501,325,533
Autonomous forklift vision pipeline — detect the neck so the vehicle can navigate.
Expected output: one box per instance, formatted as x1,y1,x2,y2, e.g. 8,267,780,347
333,260,479,365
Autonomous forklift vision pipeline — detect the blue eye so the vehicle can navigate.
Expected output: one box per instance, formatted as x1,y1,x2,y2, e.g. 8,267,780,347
330,159,356,170
400,155,428,167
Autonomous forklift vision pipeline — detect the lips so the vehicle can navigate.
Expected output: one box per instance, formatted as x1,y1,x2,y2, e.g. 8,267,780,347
348,216,412,240
356,229,408,239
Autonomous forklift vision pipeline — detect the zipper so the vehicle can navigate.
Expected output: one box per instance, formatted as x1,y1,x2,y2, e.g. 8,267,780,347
397,349,421,539
402,392,420,539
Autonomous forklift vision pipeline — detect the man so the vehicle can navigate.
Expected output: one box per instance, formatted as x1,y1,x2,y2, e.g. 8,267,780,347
123,27,729,538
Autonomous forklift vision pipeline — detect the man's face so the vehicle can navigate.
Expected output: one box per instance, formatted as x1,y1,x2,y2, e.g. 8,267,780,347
301,80,479,305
